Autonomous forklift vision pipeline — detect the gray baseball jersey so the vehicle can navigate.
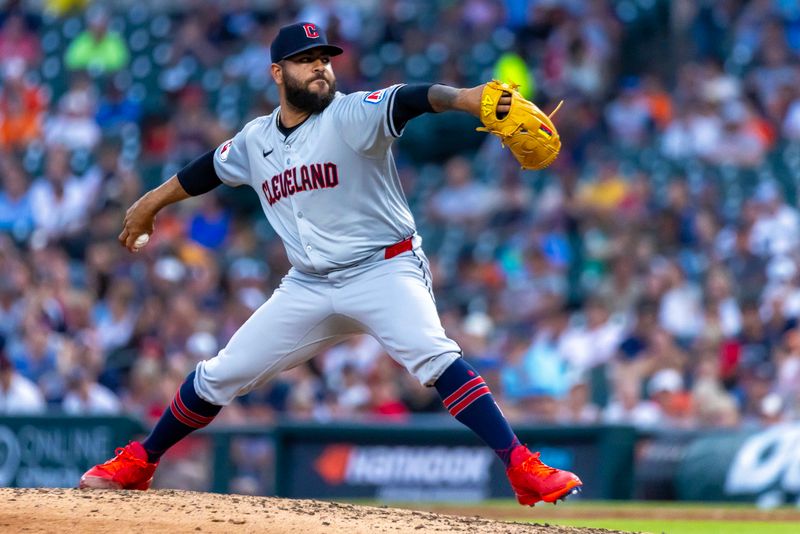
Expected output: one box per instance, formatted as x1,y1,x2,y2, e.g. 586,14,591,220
212,84,416,274
194,84,462,405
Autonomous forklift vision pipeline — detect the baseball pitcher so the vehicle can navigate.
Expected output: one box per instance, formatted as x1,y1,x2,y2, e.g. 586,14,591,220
80,22,581,506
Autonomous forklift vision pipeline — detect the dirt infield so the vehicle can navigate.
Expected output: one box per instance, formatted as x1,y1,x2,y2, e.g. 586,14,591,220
0,488,625,534
414,502,800,522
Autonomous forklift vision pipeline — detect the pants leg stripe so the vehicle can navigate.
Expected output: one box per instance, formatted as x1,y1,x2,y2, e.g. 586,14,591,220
411,250,435,302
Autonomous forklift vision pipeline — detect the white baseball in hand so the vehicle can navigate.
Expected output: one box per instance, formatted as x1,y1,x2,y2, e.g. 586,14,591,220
133,234,150,250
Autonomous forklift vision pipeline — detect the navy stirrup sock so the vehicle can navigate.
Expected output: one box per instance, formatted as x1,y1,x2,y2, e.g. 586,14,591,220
434,358,521,467
142,370,222,463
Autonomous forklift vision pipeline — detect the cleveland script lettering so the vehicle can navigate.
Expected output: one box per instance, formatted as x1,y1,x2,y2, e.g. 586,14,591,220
261,162,340,205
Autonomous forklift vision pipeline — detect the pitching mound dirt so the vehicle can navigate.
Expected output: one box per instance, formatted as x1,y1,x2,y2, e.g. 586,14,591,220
0,488,625,534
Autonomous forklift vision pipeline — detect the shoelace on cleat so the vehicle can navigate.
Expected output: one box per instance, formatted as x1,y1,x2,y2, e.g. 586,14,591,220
100,446,151,472
520,452,559,477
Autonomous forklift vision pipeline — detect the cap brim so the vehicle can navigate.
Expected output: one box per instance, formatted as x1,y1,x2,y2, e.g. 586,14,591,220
278,44,344,62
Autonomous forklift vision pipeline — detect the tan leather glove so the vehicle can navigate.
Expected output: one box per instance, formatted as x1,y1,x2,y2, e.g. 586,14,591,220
476,80,563,170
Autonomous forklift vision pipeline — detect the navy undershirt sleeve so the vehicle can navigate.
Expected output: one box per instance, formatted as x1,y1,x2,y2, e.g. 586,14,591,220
176,150,223,196
391,83,435,132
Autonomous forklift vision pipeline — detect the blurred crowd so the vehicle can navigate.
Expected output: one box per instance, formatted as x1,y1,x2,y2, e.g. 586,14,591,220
2,0,800,450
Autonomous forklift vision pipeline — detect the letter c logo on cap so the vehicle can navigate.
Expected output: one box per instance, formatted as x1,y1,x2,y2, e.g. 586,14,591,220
303,24,319,39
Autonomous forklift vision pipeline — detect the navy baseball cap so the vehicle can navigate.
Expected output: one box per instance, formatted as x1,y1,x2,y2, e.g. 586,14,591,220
270,22,343,63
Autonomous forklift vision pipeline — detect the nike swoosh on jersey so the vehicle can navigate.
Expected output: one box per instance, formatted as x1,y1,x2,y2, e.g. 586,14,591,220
263,148,274,158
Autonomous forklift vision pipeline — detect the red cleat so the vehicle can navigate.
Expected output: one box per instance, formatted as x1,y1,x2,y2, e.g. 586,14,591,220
79,442,158,490
506,445,583,506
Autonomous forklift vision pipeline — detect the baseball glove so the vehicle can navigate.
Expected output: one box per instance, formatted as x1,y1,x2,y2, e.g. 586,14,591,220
476,80,563,170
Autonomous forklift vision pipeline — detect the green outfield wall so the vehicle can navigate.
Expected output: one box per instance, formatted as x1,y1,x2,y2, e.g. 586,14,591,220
0,416,146,488
3,416,798,506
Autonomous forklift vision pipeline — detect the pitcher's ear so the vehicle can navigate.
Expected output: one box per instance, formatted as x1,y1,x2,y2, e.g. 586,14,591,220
271,62,283,85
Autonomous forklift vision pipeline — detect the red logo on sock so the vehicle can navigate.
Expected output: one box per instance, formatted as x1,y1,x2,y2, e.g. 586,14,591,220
468,370,476,377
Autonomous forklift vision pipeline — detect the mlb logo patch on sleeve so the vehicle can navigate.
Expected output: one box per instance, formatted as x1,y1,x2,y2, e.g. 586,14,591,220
219,140,233,161
364,89,386,104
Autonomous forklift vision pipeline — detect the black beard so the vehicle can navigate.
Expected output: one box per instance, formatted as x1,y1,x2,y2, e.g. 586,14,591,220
284,74,336,113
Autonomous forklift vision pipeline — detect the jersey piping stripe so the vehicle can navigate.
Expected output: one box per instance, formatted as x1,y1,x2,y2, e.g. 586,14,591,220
386,84,405,138
442,376,485,407
411,249,435,301
448,386,491,417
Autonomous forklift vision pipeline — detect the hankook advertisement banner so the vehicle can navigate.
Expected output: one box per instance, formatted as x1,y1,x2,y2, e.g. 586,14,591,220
273,422,637,501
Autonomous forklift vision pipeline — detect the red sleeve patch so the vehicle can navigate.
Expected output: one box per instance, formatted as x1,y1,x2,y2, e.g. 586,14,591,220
363,89,386,104
218,140,233,161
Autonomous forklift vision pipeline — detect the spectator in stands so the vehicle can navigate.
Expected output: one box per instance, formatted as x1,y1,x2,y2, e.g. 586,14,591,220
501,307,571,402
188,194,231,251
603,370,662,428
368,366,409,420
645,367,694,428
7,321,62,403
284,363,327,420
65,6,129,74
594,254,643,315
489,164,534,233
692,355,740,428
617,299,659,365
661,104,698,161
92,278,137,356
0,11,40,67
229,21,275,90
44,0,91,16
702,267,742,340
333,363,371,417
166,14,222,69
168,85,228,165
749,181,800,258
0,247,30,338
780,86,800,140
43,72,101,150
726,300,774,388
775,327,800,417
576,158,629,214
657,261,704,343
0,334,46,414
61,366,121,414
297,0,363,43
604,80,653,148
95,78,142,133
738,362,779,426
747,39,798,118
558,297,626,374
428,156,499,229
29,146,94,240
83,139,142,213
0,58,46,150
322,335,383,394
724,222,767,301
499,246,567,323
559,378,601,424
705,100,769,168
0,158,34,240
